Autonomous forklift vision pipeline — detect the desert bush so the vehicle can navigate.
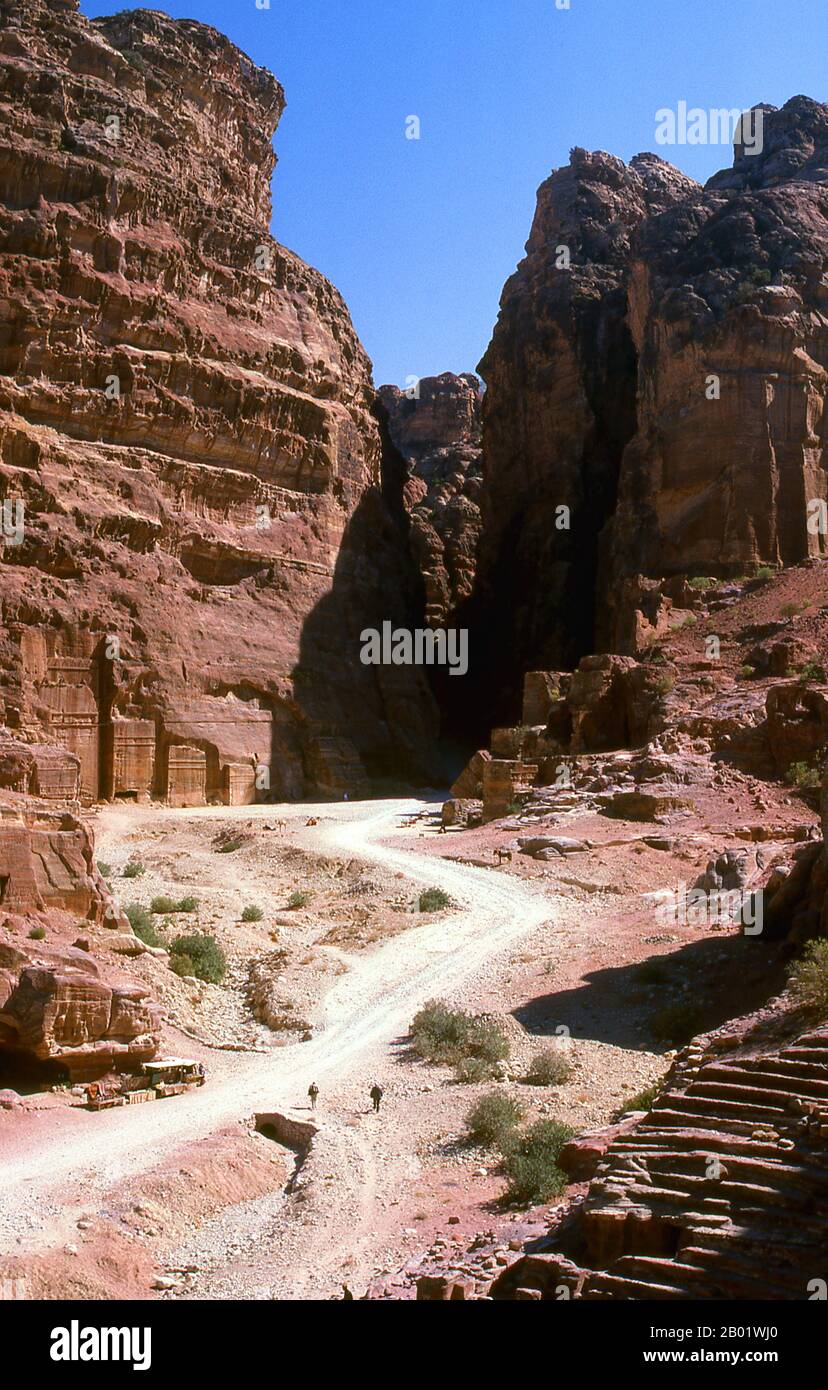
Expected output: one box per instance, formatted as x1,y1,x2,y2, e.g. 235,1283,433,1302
501,1119,574,1205
28,926,46,940
418,886,452,912
613,1082,661,1120
125,903,153,935
800,662,827,683
123,861,145,879
788,940,828,1016
169,933,226,984
650,1001,704,1043
410,999,509,1067
739,665,756,679
169,954,196,979
241,905,264,922
151,895,198,914
454,1056,501,1083
787,761,821,790
465,1092,524,1146
131,917,163,947
755,565,774,582
216,837,245,854
97,860,112,877
524,1048,572,1087
287,889,312,910
688,576,714,591
654,674,675,694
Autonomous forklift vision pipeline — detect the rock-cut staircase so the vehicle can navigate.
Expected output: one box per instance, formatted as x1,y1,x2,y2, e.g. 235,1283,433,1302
493,1018,828,1300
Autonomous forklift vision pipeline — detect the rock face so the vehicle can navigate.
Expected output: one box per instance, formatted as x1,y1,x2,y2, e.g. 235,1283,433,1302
0,934,160,1080
491,1010,828,1301
470,100,828,726
469,149,696,726
0,789,123,924
0,0,437,805
0,786,155,1080
379,374,483,629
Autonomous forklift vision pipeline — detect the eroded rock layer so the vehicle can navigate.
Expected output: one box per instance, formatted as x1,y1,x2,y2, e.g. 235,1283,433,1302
0,0,437,804
379,373,483,629
472,100,828,725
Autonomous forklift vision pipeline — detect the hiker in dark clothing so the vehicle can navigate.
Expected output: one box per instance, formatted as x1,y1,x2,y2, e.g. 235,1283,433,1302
370,1084,383,1113
308,1082,319,1111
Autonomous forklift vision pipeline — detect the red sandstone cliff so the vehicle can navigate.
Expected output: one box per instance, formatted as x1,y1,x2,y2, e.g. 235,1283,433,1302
0,0,437,807
471,101,828,728
379,373,483,629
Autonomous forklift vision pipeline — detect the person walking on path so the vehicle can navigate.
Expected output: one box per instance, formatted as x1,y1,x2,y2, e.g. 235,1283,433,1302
308,1082,319,1111
369,1083,383,1113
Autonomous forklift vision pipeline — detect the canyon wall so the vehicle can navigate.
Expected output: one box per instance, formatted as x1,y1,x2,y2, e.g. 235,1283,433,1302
379,373,482,630
0,0,437,806
472,99,828,727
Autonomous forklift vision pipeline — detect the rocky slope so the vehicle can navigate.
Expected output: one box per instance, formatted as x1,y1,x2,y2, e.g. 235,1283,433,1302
379,373,483,629
0,0,437,808
469,99,828,730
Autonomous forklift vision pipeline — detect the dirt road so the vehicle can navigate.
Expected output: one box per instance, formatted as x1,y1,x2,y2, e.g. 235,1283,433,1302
0,798,553,1241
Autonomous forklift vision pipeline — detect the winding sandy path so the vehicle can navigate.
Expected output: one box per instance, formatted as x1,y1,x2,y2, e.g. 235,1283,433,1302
0,798,552,1238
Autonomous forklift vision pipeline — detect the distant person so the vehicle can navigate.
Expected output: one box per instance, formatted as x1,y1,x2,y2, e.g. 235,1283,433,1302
308,1082,319,1111
370,1084,383,1113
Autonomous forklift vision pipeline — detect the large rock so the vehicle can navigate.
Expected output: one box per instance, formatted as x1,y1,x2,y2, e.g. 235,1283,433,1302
0,791,124,924
467,148,696,725
0,935,160,1080
604,98,828,648
466,99,828,722
379,373,483,629
0,0,437,803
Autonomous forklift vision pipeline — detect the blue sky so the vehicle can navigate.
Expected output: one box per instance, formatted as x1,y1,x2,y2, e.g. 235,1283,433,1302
81,0,827,387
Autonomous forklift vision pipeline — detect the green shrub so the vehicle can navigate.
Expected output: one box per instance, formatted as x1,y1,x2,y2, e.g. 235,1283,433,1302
454,1056,499,1084
755,565,774,582
287,890,312,910
125,903,153,935
418,886,452,913
788,939,828,1016
681,614,698,627
650,1001,704,1043
216,837,245,854
169,953,196,979
800,662,827,683
410,999,510,1067
28,925,46,940
524,1047,573,1086
654,674,675,694
123,861,145,878
688,576,714,591
613,1082,661,1121
739,665,756,679
97,860,112,877
787,761,821,790
502,1119,574,1205
132,918,163,947
169,933,226,984
241,905,264,922
465,1092,524,1146
151,895,199,914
